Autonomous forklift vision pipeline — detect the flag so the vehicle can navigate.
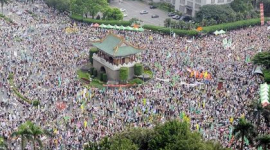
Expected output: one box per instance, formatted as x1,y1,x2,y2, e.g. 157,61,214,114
245,55,251,63
244,136,249,145
229,126,233,140
84,121,87,128
196,124,199,130
167,52,171,58
58,76,61,87
180,112,185,119
230,117,234,123
143,98,146,105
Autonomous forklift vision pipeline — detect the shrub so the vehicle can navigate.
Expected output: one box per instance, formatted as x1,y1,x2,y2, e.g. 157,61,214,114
134,63,143,76
129,78,143,85
70,14,131,26
32,100,40,106
93,69,97,77
89,47,98,64
103,74,108,82
90,68,94,75
142,24,199,37
119,67,129,83
99,72,103,81
263,69,270,83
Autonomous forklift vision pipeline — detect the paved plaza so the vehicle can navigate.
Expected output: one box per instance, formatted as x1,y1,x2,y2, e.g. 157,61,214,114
110,0,169,26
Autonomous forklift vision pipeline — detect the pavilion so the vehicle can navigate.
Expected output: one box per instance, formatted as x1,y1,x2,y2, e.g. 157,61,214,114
92,33,144,81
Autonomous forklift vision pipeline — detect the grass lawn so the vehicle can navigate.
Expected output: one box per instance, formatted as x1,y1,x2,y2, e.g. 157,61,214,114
90,80,104,89
77,70,90,80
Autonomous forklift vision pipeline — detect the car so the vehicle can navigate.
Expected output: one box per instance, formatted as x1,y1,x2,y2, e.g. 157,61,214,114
150,5,157,9
120,8,126,12
168,12,175,17
140,10,148,14
180,16,192,22
123,14,128,17
151,15,159,18
172,15,180,20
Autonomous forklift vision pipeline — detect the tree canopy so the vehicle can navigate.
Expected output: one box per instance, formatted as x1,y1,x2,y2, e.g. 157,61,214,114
252,51,270,70
85,120,230,150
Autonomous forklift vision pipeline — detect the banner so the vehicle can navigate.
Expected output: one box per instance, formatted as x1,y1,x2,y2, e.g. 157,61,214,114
260,3,264,26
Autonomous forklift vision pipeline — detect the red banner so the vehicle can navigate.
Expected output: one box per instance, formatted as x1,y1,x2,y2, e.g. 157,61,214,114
260,3,264,26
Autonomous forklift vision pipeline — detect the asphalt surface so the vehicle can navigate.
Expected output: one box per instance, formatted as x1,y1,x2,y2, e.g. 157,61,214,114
110,1,169,27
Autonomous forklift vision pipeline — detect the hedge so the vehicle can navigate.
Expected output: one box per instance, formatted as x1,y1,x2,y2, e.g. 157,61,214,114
89,67,94,75
129,78,143,85
142,24,199,36
89,47,98,64
103,74,108,82
8,74,40,106
119,67,129,82
93,68,97,77
202,18,270,34
263,69,270,83
70,14,131,26
134,63,143,76
99,72,103,81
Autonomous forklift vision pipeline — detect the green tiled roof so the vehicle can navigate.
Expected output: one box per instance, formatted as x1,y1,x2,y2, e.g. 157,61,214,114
92,34,142,57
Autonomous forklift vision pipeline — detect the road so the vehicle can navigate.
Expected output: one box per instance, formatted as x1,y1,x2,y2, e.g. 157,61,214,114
110,1,169,27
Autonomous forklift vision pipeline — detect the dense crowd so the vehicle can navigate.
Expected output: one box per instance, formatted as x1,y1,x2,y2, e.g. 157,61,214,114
0,1,270,149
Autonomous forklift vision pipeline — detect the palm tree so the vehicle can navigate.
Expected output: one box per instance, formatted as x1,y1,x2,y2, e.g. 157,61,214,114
233,117,255,150
248,100,264,130
28,121,53,150
11,121,33,150
0,0,9,14
256,135,270,150
0,137,8,150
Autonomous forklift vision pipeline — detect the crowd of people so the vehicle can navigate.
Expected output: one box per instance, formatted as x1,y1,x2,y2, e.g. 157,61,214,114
0,1,270,149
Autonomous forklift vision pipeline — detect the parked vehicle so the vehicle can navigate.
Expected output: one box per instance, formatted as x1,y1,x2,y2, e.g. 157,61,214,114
151,15,159,18
120,8,126,12
140,10,148,14
168,12,175,17
180,16,192,22
172,15,180,20
150,5,157,9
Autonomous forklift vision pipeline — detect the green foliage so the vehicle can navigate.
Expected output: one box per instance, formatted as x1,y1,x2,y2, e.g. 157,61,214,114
32,100,40,107
93,68,97,77
44,0,70,13
98,72,103,81
86,120,229,150
233,118,255,150
134,63,143,76
129,78,143,85
119,67,129,83
0,13,13,24
103,7,123,20
142,24,199,37
258,0,270,16
202,18,265,34
102,74,107,82
196,4,235,23
252,52,270,69
263,69,270,83
77,70,90,79
0,136,8,150
89,67,94,75
89,47,98,64
70,14,131,26
149,2,174,12
256,135,270,150
230,0,253,13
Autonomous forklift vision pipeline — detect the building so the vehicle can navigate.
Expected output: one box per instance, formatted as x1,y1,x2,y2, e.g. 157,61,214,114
152,0,234,17
175,0,234,16
92,33,144,81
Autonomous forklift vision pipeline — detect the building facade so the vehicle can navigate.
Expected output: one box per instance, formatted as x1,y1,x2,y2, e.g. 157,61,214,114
92,34,143,81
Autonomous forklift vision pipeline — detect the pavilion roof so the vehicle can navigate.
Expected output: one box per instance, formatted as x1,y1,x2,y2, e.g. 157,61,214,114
92,34,143,57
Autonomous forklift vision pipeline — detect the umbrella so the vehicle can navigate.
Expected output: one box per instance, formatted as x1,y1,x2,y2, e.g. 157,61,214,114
138,27,144,32
106,24,114,29
93,23,99,28
119,25,125,30
126,26,133,31
114,25,120,30
219,30,226,34
133,27,139,31
99,24,107,28
214,30,219,35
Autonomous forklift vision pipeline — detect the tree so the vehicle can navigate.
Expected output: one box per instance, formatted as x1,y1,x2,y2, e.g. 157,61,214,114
11,122,33,150
230,0,253,13
252,52,270,70
256,135,270,150
109,138,138,150
84,0,108,19
103,7,123,20
233,118,255,150
247,100,264,130
0,0,9,14
0,137,8,150
28,121,53,150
